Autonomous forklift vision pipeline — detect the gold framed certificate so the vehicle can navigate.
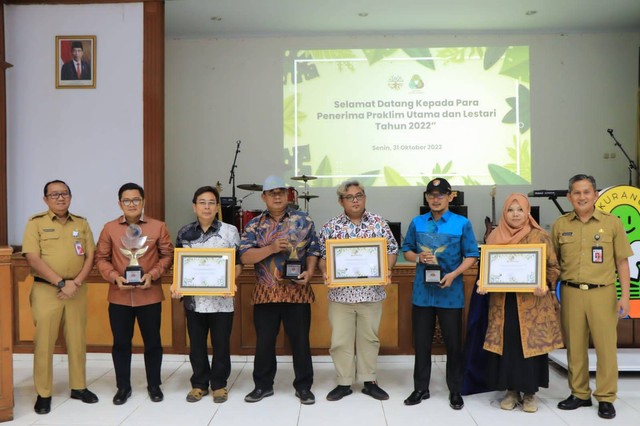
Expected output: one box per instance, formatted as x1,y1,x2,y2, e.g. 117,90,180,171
171,248,236,296
326,238,388,287
479,243,546,292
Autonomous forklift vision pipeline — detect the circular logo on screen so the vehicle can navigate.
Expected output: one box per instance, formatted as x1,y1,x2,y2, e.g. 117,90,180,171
597,185,640,317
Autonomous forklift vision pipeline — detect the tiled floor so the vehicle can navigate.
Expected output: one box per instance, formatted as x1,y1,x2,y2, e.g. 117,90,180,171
8,353,640,425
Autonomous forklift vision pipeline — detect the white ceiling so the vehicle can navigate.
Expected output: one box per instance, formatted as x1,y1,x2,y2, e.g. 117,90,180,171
165,0,640,39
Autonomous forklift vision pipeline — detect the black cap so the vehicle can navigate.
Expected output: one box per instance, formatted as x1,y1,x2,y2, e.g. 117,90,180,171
426,178,451,194
71,41,83,50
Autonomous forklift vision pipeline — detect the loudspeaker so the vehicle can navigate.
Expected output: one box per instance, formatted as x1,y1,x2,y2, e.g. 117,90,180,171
220,197,240,227
531,205,540,225
386,221,402,245
420,205,468,218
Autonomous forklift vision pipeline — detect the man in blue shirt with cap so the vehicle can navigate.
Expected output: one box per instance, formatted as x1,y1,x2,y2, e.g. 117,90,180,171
402,177,478,410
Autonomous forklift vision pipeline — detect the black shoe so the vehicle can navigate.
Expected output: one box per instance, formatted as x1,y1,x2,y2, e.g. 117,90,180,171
404,389,430,406
598,402,616,419
326,385,353,401
112,387,132,405
70,388,99,404
147,386,164,402
362,381,389,401
449,392,464,410
557,395,592,410
34,395,51,415
295,389,316,405
244,388,274,403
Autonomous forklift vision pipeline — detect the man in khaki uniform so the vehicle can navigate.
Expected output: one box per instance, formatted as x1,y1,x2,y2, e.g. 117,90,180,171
552,174,632,420
22,180,98,414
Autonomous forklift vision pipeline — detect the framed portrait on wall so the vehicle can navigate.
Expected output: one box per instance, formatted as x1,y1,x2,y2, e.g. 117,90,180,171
55,35,96,88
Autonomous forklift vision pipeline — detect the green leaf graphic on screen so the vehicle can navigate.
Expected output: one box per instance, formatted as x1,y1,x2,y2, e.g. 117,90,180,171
363,49,398,65
504,137,531,182
488,164,530,185
283,95,307,137
283,50,319,85
503,85,530,133
499,46,530,84
358,171,380,187
316,156,334,187
437,47,484,64
462,176,481,185
483,47,508,70
384,167,411,186
421,161,453,184
309,49,358,71
402,48,436,70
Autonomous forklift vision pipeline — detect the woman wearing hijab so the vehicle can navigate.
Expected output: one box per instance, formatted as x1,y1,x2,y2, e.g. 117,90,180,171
478,193,563,413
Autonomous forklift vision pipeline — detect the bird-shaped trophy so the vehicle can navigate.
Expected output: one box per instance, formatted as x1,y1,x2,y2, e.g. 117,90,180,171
119,224,149,285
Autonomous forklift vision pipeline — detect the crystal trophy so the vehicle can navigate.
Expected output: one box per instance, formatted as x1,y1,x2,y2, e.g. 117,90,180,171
419,234,448,285
119,224,149,285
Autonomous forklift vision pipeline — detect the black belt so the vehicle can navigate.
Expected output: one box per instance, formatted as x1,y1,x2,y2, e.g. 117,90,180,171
33,277,69,284
560,280,608,290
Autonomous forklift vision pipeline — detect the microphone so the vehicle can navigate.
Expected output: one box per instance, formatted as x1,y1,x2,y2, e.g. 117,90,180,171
607,128,614,135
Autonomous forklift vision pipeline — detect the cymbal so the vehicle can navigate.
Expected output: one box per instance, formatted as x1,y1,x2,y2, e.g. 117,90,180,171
237,183,263,191
291,175,317,181
299,194,319,200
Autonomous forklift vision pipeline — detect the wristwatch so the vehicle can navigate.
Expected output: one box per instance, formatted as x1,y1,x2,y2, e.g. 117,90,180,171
56,279,66,289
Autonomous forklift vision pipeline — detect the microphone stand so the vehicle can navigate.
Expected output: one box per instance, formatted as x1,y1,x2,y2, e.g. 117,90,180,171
607,129,639,186
228,140,241,222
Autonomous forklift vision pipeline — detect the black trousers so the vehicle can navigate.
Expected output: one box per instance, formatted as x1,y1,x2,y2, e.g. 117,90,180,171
109,302,162,389
253,303,313,392
185,309,234,391
412,305,463,392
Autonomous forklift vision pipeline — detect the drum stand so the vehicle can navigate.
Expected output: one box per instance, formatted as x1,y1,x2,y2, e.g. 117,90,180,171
291,175,319,213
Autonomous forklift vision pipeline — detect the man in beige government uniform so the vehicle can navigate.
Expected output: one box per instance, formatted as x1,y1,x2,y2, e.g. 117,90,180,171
22,180,98,415
552,174,632,420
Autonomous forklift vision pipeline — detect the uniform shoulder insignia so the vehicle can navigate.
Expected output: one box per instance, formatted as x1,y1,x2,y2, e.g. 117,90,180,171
69,212,86,220
29,211,48,220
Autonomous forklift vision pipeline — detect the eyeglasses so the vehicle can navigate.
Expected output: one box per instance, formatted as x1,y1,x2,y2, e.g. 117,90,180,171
342,193,365,203
197,200,217,206
47,191,70,199
426,193,447,200
265,189,286,198
121,198,143,207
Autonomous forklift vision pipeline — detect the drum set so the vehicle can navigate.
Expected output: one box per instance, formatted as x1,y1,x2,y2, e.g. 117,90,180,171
236,175,319,229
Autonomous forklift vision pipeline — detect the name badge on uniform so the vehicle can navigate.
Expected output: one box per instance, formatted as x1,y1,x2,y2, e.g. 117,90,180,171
592,246,603,263
75,241,85,256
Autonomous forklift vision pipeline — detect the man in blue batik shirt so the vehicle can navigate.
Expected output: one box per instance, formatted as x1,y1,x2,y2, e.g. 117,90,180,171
402,177,478,410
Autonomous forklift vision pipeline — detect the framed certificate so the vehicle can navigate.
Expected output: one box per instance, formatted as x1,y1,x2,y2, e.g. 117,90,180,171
326,238,388,287
171,248,236,296
479,244,546,292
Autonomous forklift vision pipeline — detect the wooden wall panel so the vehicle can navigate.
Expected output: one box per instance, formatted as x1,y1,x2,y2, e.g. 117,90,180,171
11,254,640,355
0,247,14,422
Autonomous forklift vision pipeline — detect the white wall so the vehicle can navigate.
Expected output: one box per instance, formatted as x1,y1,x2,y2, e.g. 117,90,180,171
6,3,144,244
165,33,640,241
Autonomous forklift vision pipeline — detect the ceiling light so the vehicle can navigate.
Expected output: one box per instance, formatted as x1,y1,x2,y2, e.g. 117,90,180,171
210,16,222,21
525,10,537,16
358,12,368,17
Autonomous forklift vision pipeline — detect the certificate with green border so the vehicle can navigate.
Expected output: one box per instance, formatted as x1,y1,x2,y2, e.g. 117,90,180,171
171,248,236,296
326,238,388,287
479,243,546,292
